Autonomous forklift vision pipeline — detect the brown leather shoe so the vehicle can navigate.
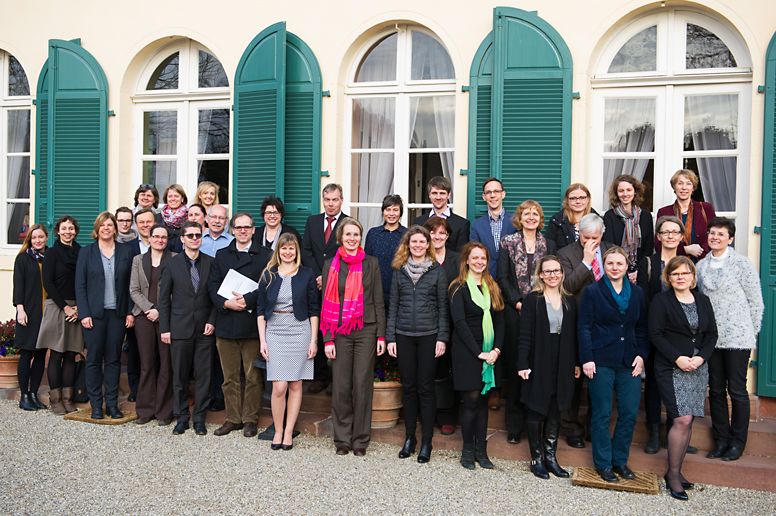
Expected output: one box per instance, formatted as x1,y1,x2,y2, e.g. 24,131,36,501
353,448,366,457
335,445,350,455
307,380,327,394
243,423,258,437
214,421,244,436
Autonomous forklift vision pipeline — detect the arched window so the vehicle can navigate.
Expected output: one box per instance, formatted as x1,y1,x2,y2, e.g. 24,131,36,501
133,40,230,203
0,51,31,247
591,9,751,247
346,26,455,228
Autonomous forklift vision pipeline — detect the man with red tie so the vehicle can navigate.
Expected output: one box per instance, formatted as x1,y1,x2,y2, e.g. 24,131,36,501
557,213,612,449
301,183,348,393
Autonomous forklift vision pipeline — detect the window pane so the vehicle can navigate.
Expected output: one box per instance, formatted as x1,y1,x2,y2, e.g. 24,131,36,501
608,26,657,73
198,51,229,88
142,161,176,193
348,206,384,231
603,159,654,210
604,98,655,153
686,24,736,69
352,98,395,149
7,202,29,245
7,110,31,153
143,111,177,155
410,152,454,204
684,94,738,151
410,96,454,148
8,55,30,96
351,152,394,229
7,157,30,199
146,53,179,90
411,32,454,80
683,157,736,211
197,160,229,203
355,33,397,82
198,109,230,154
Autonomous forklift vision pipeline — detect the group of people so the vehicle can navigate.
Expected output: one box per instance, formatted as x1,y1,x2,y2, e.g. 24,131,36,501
12,170,763,500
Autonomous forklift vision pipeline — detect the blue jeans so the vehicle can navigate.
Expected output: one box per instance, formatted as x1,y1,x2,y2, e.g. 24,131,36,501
588,365,641,470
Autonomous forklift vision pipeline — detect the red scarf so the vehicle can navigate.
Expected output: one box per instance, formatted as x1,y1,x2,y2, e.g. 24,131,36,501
320,247,366,337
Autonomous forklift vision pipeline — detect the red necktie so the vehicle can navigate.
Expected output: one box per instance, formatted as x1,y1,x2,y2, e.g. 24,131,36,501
591,254,603,281
324,216,335,244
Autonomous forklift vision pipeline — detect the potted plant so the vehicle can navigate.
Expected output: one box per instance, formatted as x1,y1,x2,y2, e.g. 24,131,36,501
372,354,402,429
0,319,20,389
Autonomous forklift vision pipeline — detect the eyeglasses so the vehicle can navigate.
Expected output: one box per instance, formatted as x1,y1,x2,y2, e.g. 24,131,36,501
659,230,682,236
541,269,562,276
233,225,253,231
208,215,227,221
150,235,168,240
263,211,280,217
669,271,693,278
183,233,202,240
483,189,503,196
568,195,588,202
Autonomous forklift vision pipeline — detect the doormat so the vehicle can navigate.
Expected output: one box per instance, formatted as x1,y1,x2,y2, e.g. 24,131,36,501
63,408,138,425
572,466,660,495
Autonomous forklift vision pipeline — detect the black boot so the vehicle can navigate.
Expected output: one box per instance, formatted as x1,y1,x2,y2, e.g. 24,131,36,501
19,393,38,411
417,439,432,463
398,436,417,459
644,423,660,454
543,417,569,478
474,438,494,469
30,392,47,410
460,443,475,470
527,420,549,479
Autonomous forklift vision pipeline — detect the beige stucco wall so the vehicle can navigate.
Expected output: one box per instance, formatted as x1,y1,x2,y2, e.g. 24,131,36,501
0,0,773,331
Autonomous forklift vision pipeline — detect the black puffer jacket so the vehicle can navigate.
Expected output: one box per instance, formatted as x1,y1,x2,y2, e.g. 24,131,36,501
547,208,601,251
386,262,449,343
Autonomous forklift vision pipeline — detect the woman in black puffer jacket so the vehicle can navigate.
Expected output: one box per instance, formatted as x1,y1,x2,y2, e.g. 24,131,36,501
386,225,450,463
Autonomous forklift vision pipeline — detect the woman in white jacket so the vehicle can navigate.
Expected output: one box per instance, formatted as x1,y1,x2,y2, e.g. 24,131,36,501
696,217,763,462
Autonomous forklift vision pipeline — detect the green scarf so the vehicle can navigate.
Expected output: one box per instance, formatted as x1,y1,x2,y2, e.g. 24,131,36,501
466,273,496,394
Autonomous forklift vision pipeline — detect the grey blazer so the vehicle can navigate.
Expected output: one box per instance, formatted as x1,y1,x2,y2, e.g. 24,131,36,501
129,250,174,316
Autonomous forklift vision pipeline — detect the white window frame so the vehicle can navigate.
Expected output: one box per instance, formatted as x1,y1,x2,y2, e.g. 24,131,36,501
0,51,32,252
132,40,230,205
344,26,456,226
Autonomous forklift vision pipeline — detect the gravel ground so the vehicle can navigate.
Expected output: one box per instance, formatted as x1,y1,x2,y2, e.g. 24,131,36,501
1,400,774,515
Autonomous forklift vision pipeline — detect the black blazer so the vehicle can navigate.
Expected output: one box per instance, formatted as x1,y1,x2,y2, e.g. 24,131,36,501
518,292,577,415
648,290,717,368
557,240,614,296
253,223,302,250
301,213,349,277
602,208,654,264
636,253,665,302
13,251,45,351
413,211,470,253
207,239,272,339
42,240,80,310
439,250,460,287
159,252,216,339
75,241,134,320
546,208,601,251
257,266,319,322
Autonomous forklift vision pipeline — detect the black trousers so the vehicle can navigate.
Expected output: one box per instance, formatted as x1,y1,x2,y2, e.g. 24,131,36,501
396,334,437,442
83,310,127,408
124,327,140,396
644,348,662,425
502,305,524,435
708,348,751,448
171,334,213,424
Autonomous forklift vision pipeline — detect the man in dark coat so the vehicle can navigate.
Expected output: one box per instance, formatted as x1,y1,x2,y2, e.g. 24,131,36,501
412,176,470,252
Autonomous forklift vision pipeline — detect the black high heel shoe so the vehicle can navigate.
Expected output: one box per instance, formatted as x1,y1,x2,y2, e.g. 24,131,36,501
270,441,283,451
664,476,689,501
398,436,417,459
282,439,294,451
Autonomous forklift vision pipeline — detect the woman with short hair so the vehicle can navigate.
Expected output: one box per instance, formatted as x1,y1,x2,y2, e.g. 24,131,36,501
160,184,189,237
365,194,407,310
255,195,301,251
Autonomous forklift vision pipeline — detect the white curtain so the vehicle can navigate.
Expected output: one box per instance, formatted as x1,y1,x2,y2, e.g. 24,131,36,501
409,96,455,204
603,98,655,191
7,109,30,243
685,95,737,211
353,98,395,229
433,96,455,189
146,111,177,192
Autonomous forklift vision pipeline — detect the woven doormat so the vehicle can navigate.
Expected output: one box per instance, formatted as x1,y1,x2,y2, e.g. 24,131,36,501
63,408,138,425
572,467,660,495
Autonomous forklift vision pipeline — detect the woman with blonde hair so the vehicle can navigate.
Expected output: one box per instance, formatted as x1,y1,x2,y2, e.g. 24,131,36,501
160,184,189,236
13,224,49,411
547,183,596,251
258,233,319,450
193,181,219,213
450,242,504,469
386,225,449,463
518,255,578,479
603,175,654,282
655,170,715,260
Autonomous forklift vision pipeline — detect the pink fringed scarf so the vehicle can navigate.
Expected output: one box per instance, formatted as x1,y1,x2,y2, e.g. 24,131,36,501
320,246,365,337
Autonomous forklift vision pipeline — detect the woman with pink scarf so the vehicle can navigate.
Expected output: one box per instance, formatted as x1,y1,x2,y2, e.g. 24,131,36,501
320,217,386,457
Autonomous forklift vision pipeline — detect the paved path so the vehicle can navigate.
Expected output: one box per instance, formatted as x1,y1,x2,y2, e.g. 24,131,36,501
1,400,773,514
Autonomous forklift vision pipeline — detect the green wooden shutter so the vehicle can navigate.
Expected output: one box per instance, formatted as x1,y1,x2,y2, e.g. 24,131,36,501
466,38,494,218
757,32,776,397
467,8,572,219
34,70,49,228
35,39,108,245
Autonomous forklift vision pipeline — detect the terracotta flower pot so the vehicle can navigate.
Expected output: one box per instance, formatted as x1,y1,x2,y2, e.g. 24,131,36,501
0,355,20,389
371,380,402,429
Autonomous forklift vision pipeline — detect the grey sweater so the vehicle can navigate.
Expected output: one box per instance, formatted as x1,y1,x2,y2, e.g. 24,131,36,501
696,249,763,350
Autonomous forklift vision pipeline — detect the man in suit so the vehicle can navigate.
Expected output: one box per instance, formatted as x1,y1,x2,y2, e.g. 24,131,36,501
208,212,271,437
412,176,470,252
557,213,613,448
469,177,516,277
159,221,216,436
302,183,348,393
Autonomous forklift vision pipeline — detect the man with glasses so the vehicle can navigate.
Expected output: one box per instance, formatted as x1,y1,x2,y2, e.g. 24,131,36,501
208,212,271,437
470,177,515,276
159,221,216,436
201,205,234,258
